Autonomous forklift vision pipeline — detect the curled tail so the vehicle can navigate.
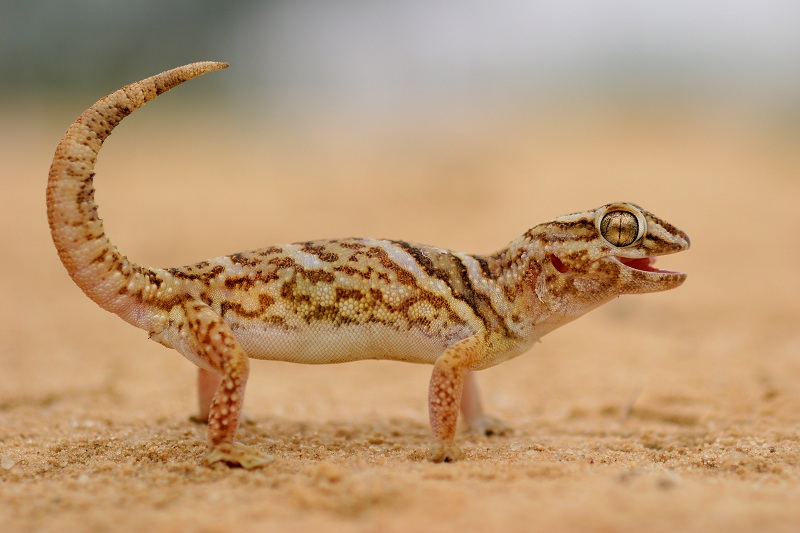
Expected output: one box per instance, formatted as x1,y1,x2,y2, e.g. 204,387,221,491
46,62,228,331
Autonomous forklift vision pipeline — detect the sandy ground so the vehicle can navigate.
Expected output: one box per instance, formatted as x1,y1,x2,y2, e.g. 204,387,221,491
1,97,799,532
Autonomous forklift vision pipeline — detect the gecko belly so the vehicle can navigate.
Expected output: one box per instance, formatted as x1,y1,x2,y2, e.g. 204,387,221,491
228,321,472,365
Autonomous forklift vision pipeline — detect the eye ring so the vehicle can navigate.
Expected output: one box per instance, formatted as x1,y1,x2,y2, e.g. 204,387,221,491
598,207,645,247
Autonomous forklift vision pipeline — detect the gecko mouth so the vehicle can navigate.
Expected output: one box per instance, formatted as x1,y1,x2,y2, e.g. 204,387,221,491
614,256,684,276
550,254,686,279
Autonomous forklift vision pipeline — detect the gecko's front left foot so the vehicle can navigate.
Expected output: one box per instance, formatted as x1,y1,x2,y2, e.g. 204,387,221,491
466,415,511,437
204,442,274,469
428,441,464,463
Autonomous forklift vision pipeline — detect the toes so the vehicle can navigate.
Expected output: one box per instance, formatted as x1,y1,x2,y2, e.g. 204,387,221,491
204,442,274,469
428,442,465,463
466,415,510,437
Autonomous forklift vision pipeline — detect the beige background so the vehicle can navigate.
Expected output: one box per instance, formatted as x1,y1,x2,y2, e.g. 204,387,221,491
1,95,798,532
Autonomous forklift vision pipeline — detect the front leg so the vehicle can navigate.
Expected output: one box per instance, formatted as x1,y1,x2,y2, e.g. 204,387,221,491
182,301,272,469
428,335,485,462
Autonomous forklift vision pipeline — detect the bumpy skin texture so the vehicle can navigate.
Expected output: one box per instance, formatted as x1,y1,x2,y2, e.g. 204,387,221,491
47,62,691,468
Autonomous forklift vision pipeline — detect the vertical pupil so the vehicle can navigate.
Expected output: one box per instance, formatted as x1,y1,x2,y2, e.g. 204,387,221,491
601,211,638,246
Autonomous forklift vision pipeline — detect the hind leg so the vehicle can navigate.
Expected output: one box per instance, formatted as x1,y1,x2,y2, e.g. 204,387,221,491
182,301,272,468
192,367,221,423
460,371,510,436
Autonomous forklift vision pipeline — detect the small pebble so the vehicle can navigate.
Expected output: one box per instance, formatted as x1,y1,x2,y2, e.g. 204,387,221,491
721,450,748,467
1,456,17,470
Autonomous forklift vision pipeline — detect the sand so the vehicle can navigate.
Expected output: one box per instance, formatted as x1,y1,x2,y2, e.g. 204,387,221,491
1,100,798,532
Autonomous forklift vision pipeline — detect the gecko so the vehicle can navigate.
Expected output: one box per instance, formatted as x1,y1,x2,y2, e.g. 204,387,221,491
47,62,690,469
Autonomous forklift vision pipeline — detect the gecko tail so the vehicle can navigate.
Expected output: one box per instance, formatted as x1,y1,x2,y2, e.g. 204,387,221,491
46,62,229,331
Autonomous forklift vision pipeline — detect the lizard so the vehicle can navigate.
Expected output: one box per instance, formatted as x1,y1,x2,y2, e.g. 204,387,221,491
46,61,690,469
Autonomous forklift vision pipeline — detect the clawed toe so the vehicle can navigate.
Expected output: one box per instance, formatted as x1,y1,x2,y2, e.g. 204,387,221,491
204,442,274,469
428,442,465,463
466,415,511,437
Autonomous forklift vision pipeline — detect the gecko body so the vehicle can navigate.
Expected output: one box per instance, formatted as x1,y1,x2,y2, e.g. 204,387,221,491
47,62,690,468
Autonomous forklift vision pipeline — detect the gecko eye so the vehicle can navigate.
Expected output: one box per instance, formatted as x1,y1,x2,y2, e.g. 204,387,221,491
599,210,640,247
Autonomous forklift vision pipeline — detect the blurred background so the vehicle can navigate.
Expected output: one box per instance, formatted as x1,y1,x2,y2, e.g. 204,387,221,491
1,0,798,437
1,5,800,529
3,0,800,122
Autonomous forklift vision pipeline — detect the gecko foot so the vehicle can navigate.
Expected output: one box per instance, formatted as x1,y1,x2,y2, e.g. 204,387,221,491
465,415,511,437
189,414,209,424
204,442,274,469
428,442,465,463
190,413,254,425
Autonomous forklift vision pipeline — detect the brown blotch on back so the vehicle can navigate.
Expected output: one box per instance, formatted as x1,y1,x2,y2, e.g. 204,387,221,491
268,256,298,270
450,255,512,337
229,253,261,267
366,246,416,286
258,246,284,256
224,276,255,290
154,293,192,311
335,265,362,277
340,241,366,251
300,241,340,263
302,269,336,284
474,255,495,280
390,240,435,276
221,293,275,319
335,287,366,302
392,241,511,336
167,264,224,284
369,288,383,301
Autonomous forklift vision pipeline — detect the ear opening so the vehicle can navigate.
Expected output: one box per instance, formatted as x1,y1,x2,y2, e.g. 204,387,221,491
550,254,569,273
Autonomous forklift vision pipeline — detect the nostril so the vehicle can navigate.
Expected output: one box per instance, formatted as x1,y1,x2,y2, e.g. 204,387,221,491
550,254,569,273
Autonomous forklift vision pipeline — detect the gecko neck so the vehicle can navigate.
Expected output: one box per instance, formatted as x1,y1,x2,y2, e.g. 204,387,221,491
481,233,543,297
481,227,612,337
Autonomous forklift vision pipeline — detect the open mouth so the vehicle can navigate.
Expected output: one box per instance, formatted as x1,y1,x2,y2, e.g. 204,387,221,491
615,256,683,276
550,254,685,277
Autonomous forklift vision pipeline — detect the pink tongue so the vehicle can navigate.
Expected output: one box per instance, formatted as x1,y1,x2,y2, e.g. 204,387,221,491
619,256,682,275
620,257,659,272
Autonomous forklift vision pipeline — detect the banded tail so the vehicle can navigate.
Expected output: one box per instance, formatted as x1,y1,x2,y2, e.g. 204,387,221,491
46,62,229,331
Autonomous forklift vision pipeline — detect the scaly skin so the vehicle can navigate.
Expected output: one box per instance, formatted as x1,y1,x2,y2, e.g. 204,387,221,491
47,62,690,468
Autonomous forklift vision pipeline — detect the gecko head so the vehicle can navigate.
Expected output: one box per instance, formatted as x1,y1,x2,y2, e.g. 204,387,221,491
543,202,690,296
